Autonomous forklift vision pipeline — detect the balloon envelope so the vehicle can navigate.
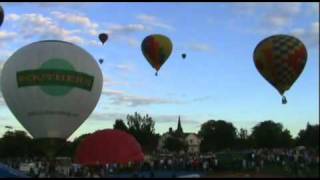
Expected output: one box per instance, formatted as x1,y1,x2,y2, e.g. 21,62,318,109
253,34,307,95
141,34,172,72
74,129,144,165
182,53,186,59
98,33,108,44
0,5,4,27
1,40,103,139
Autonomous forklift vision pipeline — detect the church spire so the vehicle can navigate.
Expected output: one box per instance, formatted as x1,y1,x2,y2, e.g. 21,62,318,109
176,115,183,137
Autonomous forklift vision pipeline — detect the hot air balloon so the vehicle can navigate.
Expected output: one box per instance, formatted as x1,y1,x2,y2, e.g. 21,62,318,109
0,5,4,27
98,33,108,45
1,40,103,157
99,58,104,64
141,34,173,76
182,53,186,59
253,34,307,104
75,129,144,165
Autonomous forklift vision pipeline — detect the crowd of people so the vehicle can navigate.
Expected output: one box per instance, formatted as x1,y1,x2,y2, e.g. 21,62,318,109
139,147,319,176
239,147,319,176
1,147,318,178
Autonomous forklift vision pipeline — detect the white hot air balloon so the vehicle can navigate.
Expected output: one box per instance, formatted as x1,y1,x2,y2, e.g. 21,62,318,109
1,40,103,140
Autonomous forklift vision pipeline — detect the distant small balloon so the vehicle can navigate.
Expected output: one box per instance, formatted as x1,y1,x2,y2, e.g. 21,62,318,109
99,59,104,64
182,53,186,59
99,33,108,44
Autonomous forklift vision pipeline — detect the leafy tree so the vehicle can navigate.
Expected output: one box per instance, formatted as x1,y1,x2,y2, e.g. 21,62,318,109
31,138,68,159
295,123,319,148
238,128,248,140
113,119,128,132
55,141,73,157
127,112,155,134
199,120,237,152
235,128,251,149
280,129,294,148
250,120,293,148
0,130,32,158
163,136,187,153
126,112,159,153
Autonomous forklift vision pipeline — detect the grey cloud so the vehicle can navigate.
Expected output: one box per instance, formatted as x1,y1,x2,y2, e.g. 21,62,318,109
102,89,183,107
153,115,201,125
188,43,213,53
88,112,200,126
88,112,127,122
0,31,18,41
136,14,175,31
291,22,319,49
191,96,211,102
260,3,302,32
107,23,147,35
232,3,304,34
112,64,135,73
5,13,85,45
50,11,99,36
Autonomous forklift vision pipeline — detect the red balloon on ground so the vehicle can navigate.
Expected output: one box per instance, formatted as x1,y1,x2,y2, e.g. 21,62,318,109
74,129,144,165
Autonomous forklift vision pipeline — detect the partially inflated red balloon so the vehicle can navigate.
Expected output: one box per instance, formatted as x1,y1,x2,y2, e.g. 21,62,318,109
74,129,144,165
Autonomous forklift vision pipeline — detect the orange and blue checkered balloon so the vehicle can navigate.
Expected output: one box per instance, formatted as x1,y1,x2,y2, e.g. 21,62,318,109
253,34,307,101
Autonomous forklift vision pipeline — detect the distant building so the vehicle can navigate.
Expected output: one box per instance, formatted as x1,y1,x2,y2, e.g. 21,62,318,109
157,116,202,154
185,133,201,154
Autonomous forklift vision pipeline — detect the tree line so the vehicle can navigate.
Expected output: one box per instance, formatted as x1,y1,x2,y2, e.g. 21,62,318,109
0,112,318,159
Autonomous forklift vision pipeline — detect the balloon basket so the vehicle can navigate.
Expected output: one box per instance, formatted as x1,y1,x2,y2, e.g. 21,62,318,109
33,138,66,158
282,96,287,104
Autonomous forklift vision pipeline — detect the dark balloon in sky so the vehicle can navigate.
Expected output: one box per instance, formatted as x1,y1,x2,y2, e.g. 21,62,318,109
98,33,108,44
182,53,186,59
0,5,4,27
